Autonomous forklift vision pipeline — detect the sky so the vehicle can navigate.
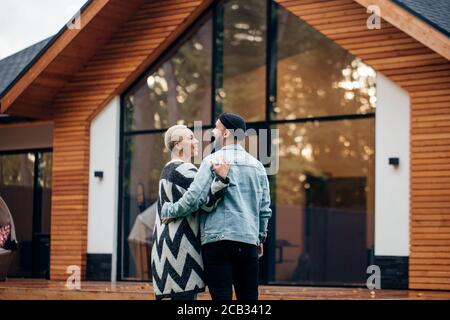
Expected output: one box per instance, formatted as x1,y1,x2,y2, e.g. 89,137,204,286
0,0,88,60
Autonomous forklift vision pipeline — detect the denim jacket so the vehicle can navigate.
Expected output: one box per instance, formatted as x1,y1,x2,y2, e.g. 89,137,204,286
160,144,272,246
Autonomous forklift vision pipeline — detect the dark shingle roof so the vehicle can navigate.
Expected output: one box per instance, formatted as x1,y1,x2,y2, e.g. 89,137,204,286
392,0,450,37
0,36,54,97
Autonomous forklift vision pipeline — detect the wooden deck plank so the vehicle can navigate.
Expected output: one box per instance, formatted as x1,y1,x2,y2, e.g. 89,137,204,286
0,279,449,300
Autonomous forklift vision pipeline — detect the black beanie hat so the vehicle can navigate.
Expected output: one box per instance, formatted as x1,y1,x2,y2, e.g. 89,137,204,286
219,112,246,132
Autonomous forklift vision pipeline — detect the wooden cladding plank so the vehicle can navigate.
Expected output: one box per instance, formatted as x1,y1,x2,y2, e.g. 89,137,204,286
410,283,450,290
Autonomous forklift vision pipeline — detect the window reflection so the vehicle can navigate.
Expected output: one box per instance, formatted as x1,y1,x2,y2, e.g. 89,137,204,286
121,129,211,280
273,119,375,284
0,154,34,187
219,0,266,121
275,6,376,120
121,134,169,280
124,19,212,131
0,154,34,279
0,152,52,278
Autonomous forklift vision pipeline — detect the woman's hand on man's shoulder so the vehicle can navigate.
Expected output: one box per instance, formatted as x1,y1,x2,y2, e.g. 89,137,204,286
211,158,231,179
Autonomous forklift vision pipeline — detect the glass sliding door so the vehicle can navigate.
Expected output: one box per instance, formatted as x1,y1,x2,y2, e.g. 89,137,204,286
0,149,52,278
272,119,375,285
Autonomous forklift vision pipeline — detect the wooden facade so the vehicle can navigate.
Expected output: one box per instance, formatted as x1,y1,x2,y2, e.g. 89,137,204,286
1,0,449,289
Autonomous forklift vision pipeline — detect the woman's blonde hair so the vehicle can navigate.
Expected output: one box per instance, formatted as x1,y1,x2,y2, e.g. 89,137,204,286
164,124,188,152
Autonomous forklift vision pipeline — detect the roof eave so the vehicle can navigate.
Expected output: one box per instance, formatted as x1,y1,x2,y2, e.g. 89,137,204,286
355,0,450,61
0,0,107,115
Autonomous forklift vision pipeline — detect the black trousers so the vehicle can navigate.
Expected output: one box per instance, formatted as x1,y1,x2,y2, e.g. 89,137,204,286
201,240,259,300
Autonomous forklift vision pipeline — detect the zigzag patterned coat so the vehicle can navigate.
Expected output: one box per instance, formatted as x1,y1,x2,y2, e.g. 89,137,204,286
151,159,228,299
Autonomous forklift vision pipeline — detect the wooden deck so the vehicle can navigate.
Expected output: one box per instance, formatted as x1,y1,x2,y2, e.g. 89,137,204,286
0,279,450,300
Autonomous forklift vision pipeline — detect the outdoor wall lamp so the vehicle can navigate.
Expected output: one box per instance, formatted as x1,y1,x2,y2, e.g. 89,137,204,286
388,157,399,167
94,171,104,179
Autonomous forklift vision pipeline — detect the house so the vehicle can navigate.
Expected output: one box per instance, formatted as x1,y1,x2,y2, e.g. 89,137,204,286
0,0,449,291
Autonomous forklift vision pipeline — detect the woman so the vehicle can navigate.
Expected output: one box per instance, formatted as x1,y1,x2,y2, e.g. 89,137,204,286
151,124,230,300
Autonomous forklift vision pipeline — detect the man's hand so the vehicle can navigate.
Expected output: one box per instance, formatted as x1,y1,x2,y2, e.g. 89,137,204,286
257,244,264,258
211,159,231,178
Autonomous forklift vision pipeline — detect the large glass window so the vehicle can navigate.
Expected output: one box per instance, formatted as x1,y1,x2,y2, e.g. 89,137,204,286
0,150,52,278
124,19,213,132
271,5,376,285
273,119,375,284
217,0,267,121
119,0,376,285
121,134,168,280
275,7,376,120
120,16,214,280
0,153,34,278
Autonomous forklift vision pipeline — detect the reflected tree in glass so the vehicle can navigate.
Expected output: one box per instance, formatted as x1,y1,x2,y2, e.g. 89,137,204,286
276,6,376,120
124,19,213,131
219,0,267,121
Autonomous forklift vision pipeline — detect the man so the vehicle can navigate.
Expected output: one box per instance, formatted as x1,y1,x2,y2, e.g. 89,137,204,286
160,112,272,300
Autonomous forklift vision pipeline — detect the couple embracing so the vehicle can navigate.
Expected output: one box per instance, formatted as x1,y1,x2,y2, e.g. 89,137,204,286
151,112,272,301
